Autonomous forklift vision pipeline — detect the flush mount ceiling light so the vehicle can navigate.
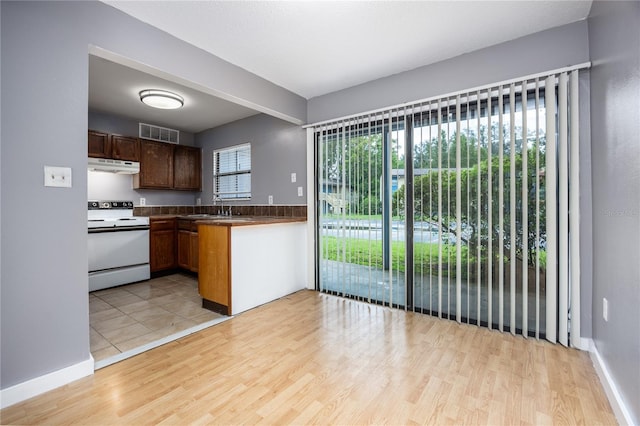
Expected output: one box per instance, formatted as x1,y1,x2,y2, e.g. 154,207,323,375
139,89,184,109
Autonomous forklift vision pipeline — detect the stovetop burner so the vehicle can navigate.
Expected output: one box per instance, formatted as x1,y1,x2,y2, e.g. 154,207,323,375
87,200,149,229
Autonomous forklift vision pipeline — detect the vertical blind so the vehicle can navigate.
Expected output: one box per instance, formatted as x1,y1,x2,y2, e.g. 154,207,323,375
315,67,586,346
213,143,251,199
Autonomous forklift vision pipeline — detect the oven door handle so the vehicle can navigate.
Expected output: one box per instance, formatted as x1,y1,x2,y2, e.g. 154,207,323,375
88,226,150,234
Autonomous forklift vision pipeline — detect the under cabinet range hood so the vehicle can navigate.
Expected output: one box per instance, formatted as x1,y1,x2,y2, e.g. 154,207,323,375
88,157,140,174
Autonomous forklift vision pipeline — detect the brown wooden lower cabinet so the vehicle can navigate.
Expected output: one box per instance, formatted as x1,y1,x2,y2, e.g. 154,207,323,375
177,220,199,273
150,217,177,273
189,231,199,272
198,224,230,314
177,230,190,270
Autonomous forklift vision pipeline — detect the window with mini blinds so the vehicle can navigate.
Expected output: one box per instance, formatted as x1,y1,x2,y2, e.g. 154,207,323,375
213,143,251,200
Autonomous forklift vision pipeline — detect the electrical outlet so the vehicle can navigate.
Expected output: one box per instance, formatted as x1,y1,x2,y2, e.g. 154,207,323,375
268,195,274,205
603,298,608,322
298,186,303,197
291,173,297,183
140,198,146,206
196,197,201,206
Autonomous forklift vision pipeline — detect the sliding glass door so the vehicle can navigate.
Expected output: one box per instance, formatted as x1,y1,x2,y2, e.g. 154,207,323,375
316,70,583,344
409,88,548,336
317,118,405,307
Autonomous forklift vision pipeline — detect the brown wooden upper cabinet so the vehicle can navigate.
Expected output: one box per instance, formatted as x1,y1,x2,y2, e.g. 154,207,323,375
134,140,202,191
134,139,175,189
174,145,201,191
88,131,139,162
88,130,111,158
111,135,139,161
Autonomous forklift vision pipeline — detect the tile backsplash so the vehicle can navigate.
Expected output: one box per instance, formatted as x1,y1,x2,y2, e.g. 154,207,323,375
134,204,307,218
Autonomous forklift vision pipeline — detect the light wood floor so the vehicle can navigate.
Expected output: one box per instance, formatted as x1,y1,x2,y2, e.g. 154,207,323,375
1,290,616,425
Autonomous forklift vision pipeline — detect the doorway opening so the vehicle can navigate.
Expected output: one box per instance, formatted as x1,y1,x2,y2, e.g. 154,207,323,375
89,273,229,368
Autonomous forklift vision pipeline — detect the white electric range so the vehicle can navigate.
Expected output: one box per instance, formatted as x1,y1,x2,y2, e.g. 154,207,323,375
88,201,150,292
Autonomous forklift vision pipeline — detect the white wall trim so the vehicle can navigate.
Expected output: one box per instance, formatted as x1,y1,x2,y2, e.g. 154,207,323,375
306,128,316,290
586,338,636,426
0,356,94,409
577,336,591,351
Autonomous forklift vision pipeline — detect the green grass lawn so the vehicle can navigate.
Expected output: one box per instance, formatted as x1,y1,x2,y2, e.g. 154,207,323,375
320,236,466,275
320,236,546,277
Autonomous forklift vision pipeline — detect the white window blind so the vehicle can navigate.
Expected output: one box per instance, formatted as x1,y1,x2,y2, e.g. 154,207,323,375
213,143,251,199
314,64,588,347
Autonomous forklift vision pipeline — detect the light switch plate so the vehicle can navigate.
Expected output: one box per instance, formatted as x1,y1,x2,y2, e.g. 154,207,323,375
44,166,72,188
291,173,297,183
297,186,303,197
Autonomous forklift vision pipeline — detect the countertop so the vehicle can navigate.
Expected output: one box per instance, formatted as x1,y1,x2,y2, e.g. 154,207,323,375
195,216,306,227
147,214,306,227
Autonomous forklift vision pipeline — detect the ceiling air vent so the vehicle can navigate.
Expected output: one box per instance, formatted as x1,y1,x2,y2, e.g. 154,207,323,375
139,122,180,144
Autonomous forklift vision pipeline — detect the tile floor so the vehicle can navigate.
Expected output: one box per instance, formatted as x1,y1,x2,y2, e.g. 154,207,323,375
89,273,224,363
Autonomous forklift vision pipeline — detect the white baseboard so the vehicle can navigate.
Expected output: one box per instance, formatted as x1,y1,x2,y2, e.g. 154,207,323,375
576,336,592,351
0,356,94,410
585,338,637,426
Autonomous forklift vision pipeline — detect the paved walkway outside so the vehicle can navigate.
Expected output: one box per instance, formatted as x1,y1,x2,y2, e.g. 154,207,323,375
320,259,547,335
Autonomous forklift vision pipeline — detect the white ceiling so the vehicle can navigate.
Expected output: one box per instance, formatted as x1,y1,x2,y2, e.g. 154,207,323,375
93,0,592,132
88,55,259,133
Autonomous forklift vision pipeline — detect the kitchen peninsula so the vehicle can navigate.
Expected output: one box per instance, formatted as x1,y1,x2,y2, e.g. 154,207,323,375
197,216,307,316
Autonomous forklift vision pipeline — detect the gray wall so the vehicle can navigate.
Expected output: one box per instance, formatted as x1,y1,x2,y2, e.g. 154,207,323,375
588,1,640,423
0,0,305,390
88,110,197,206
196,114,307,206
308,20,590,124
2,0,92,390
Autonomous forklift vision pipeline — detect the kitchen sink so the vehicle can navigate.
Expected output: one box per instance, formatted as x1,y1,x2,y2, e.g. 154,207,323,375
185,214,252,222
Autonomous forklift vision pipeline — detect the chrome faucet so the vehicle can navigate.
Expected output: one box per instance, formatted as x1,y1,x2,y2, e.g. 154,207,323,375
216,197,224,216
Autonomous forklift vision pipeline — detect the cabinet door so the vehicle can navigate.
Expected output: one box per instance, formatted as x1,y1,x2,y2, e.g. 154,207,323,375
177,229,191,270
150,230,176,272
111,135,139,161
150,218,176,272
174,145,201,191
149,218,176,272
135,140,174,189
88,130,111,158
198,225,230,310
189,231,199,272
